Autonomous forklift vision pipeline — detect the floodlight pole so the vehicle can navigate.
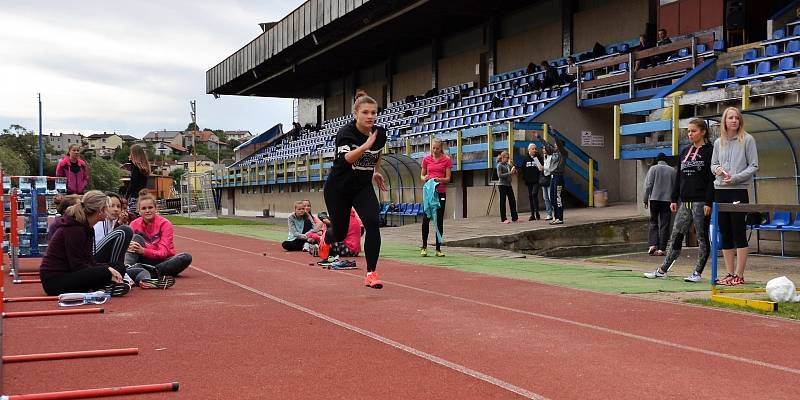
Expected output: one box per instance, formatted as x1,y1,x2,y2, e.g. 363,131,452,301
190,100,197,172
38,93,43,175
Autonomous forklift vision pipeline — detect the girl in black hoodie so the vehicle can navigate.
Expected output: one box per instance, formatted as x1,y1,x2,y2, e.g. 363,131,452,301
39,191,132,296
324,91,387,289
644,118,714,282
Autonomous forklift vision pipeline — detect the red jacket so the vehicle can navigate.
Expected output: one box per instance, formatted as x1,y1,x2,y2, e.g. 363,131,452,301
129,214,176,262
55,156,88,194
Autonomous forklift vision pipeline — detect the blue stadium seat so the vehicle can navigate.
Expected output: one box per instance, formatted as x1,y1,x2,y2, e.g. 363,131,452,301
619,43,630,52
714,69,729,81
787,40,800,53
794,25,800,37
536,103,546,111
583,71,594,81
525,104,534,114
756,61,771,75
507,107,515,117
489,111,497,120
511,97,519,106
696,43,707,53
606,46,617,54
748,79,762,85
780,57,795,70
735,65,750,78
677,48,689,57
765,44,779,57
774,28,786,40
515,105,523,115
480,113,488,122
713,40,726,51
529,93,539,101
773,75,786,81
618,62,628,71
742,49,758,61
520,95,528,103
502,98,510,107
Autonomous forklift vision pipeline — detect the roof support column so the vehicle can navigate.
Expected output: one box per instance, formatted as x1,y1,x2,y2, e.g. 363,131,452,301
431,37,440,90
486,17,497,79
385,53,394,106
562,0,577,57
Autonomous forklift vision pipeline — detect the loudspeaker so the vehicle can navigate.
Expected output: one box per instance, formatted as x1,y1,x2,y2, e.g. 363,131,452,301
726,0,746,30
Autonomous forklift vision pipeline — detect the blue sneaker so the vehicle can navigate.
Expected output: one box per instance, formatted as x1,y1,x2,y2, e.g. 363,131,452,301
330,260,357,270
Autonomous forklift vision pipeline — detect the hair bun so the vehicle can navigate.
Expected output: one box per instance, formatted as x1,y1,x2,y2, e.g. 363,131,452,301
354,89,368,100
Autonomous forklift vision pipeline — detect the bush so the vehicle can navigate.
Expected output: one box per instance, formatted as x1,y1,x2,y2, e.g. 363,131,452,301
87,158,122,192
0,146,31,176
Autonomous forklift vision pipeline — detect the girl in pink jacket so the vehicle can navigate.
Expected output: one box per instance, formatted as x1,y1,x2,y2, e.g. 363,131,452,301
125,194,192,277
55,144,88,195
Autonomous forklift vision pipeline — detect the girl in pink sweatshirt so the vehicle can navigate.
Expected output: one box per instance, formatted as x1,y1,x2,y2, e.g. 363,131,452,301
126,194,192,277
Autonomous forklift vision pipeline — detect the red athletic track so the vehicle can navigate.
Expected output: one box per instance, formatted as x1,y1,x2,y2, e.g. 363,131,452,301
3,226,800,399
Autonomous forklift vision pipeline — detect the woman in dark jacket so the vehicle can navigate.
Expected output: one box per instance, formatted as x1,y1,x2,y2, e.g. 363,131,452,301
125,143,151,216
39,191,133,296
522,143,543,220
323,91,388,289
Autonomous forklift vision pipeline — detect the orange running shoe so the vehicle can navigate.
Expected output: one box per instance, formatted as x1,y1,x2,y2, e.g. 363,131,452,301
364,271,383,289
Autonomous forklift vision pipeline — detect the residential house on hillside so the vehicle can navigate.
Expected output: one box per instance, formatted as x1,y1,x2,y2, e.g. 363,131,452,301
119,135,139,143
224,130,252,141
178,154,215,173
183,131,226,152
87,133,123,159
143,130,184,147
46,133,86,154
153,142,188,156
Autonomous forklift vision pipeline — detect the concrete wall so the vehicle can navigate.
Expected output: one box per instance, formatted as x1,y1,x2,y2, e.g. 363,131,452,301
573,0,649,52
393,45,432,101
324,78,344,120
438,26,484,89
298,96,323,126
497,0,562,73
356,62,386,109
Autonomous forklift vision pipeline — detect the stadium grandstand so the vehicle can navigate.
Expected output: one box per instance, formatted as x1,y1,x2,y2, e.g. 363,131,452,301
206,0,799,254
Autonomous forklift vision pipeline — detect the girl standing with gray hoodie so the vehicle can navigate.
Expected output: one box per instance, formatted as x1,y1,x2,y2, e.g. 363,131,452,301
711,107,758,286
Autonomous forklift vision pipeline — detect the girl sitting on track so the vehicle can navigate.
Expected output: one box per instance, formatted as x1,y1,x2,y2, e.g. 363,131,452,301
282,200,319,252
125,192,192,278
323,90,387,289
39,191,132,296
319,208,363,260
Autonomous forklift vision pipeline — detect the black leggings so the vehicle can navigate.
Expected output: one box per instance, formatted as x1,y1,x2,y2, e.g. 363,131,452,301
40,226,133,296
422,192,446,251
716,189,749,249
324,183,380,272
499,185,518,222
124,235,193,277
526,183,540,214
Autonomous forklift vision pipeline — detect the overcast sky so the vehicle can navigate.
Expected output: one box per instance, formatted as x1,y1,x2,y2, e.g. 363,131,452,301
0,0,304,138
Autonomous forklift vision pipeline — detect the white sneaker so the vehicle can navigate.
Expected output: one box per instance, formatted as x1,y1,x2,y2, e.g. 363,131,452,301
684,272,702,282
643,269,667,279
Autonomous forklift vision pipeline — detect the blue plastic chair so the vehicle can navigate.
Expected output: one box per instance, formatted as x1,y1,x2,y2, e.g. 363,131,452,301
714,69,730,81
756,61,771,75
765,44,779,57
743,49,758,61
758,212,793,257
696,43,708,53
713,40,726,51
774,28,786,40
779,57,795,71
735,65,750,78
788,40,800,53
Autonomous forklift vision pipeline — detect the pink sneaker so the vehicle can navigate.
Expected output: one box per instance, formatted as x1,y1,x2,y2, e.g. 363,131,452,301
502,220,511,224
364,271,383,289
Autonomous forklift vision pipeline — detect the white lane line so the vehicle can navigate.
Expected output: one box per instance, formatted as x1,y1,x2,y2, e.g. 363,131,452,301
191,264,547,400
177,235,800,376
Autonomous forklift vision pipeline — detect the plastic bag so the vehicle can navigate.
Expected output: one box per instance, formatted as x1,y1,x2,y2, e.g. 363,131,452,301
765,276,800,303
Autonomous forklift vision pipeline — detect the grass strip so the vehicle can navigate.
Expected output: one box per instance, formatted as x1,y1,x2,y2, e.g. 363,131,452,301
686,298,800,320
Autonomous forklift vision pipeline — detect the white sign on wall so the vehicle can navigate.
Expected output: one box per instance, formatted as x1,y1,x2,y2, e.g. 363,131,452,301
581,131,604,147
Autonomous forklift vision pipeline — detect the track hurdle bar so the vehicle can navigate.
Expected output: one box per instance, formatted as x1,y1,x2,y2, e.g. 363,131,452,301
0,382,180,400
3,296,57,303
2,308,104,319
15,272,39,277
12,279,41,285
3,348,139,364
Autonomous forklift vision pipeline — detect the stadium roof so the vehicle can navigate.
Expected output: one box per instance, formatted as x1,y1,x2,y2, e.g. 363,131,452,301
207,0,535,98
234,123,283,151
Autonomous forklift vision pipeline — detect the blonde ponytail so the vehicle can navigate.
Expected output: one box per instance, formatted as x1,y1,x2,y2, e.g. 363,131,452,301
64,190,110,225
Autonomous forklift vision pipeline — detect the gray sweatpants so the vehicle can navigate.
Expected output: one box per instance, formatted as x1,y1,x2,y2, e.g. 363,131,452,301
661,202,710,274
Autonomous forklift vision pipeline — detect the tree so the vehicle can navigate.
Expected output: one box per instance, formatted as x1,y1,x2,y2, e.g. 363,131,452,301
1,124,55,174
114,142,132,164
87,158,122,192
169,167,185,190
186,122,199,131
0,146,31,175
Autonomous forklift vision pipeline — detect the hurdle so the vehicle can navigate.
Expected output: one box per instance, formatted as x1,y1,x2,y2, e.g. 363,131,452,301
710,203,800,311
